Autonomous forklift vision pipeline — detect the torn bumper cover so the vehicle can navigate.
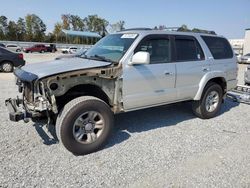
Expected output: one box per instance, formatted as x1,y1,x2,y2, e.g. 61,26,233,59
227,85,250,104
5,98,31,122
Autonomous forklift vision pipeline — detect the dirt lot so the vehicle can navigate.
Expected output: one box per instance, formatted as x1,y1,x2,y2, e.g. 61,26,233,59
0,54,250,187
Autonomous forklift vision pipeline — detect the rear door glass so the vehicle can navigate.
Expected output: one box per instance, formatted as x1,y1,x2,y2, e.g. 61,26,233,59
201,36,233,59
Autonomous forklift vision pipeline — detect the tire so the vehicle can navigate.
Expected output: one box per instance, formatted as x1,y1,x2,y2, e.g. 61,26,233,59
56,96,114,155
16,49,21,52
192,82,223,119
1,61,13,72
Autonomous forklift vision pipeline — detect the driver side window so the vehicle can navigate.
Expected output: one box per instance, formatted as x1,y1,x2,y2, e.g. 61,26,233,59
135,37,171,64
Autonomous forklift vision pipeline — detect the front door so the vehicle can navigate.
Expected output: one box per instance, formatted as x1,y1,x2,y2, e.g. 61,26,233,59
123,35,177,110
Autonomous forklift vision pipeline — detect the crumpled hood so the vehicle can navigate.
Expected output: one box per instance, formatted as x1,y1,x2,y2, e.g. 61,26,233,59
19,57,111,80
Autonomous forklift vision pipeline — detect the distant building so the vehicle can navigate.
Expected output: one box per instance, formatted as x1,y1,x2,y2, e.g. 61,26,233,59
228,39,244,54
244,29,250,55
228,28,250,55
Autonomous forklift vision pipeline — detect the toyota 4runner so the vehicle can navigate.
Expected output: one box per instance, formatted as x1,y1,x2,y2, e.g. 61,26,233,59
5,29,237,155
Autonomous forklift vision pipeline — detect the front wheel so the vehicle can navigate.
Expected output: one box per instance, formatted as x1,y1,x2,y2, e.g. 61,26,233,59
192,82,223,119
56,96,114,155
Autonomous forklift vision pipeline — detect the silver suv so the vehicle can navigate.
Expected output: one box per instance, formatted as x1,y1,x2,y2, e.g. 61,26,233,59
5,29,237,155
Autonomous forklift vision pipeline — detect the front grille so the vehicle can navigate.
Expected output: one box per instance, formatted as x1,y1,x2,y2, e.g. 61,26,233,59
23,82,34,102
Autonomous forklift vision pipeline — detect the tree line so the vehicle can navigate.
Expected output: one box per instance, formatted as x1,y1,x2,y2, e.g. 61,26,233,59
0,14,126,44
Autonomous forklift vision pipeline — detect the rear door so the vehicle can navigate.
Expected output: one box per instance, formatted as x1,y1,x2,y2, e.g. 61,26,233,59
174,35,209,100
123,35,177,110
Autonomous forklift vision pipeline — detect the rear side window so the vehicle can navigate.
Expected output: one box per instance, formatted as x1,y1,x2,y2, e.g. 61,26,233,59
175,36,204,61
201,36,233,59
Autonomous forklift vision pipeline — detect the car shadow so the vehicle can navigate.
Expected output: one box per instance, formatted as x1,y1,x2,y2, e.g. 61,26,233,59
31,98,239,148
105,98,239,149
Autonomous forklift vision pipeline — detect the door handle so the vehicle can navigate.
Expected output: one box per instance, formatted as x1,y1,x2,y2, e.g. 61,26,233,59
202,67,210,72
164,71,173,75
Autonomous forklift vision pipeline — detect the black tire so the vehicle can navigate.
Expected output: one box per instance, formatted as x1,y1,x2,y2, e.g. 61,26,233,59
16,49,21,52
1,61,13,72
192,82,223,119
56,96,114,155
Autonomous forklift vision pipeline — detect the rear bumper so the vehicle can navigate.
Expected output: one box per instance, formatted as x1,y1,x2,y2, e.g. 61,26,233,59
245,72,250,84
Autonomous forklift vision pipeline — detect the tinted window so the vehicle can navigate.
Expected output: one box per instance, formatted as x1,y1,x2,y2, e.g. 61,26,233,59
175,36,204,61
202,36,233,59
7,45,17,48
135,38,171,64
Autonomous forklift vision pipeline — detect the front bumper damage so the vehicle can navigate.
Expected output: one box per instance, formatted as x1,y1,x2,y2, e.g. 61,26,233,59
5,98,31,122
5,68,57,122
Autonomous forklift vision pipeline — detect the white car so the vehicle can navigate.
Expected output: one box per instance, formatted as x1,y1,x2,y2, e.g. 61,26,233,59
6,44,22,52
235,53,242,63
61,46,78,54
240,53,250,64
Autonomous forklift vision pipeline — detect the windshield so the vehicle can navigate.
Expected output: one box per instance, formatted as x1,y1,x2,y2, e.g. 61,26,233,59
85,33,138,63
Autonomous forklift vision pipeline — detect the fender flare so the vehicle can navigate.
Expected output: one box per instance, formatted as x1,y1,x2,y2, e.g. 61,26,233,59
194,71,227,100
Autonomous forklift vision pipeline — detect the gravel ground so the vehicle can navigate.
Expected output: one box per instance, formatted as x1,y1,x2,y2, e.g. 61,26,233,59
0,54,250,187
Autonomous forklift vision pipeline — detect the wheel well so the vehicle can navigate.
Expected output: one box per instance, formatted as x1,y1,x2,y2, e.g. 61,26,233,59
55,84,110,111
207,77,227,94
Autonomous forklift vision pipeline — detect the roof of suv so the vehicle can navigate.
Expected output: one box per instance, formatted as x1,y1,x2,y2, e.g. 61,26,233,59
117,29,222,38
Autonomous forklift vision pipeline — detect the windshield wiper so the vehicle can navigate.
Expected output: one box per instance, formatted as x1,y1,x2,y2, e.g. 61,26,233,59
90,55,116,63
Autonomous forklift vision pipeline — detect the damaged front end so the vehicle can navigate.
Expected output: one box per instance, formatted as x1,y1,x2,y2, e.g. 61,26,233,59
5,68,57,123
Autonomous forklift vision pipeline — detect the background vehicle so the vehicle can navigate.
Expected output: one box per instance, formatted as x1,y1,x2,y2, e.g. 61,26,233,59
0,47,25,72
45,44,57,53
23,44,47,53
240,53,250,64
235,53,242,63
6,44,22,52
245,65,250,85
0,43,6,48
55,48,87,60
5,29,237,155
61,46,78,54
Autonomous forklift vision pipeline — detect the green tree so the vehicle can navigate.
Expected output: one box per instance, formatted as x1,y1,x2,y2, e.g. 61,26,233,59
0,15,8,40
61,14,70,30
25,14,46,41
110,20,125,33
53,22,62,42
85,15,109,36
6,21,17,40
16,17,26,41
70,15,85,31
177,24,191,32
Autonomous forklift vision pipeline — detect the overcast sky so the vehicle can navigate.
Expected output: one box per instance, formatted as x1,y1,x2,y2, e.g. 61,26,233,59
1,0,249,39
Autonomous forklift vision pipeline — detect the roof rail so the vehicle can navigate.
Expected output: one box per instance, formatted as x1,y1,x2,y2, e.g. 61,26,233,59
121,28,152,31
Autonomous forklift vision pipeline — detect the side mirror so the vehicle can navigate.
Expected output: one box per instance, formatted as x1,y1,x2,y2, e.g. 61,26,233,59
129,51,150,65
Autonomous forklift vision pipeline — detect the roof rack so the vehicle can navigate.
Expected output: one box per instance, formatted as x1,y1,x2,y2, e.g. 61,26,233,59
121,28,152,31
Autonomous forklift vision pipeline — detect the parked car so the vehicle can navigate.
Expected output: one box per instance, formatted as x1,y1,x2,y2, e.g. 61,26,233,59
245,65,250,85
0,47,25,72
23,44,47,53
61,46,78,54
235,53,242,63
240,53,250,64
6,44,22,52
45,44,57,53
5,29,237,155
0,43,6,48
55,48,88,60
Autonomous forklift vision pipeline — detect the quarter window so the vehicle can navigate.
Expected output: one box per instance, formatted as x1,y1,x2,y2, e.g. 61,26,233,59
135,38,171,64
175,37,204,61
201,36,233,59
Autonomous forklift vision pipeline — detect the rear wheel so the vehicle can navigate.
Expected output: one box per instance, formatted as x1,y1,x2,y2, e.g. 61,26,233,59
56,96,114,155
192,82,223,119
1,61,13,72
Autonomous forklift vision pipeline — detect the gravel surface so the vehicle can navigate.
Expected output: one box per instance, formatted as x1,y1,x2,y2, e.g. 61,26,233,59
0,55,250,187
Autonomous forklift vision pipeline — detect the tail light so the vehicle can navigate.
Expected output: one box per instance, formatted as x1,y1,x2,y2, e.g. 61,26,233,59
18,53,23,60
